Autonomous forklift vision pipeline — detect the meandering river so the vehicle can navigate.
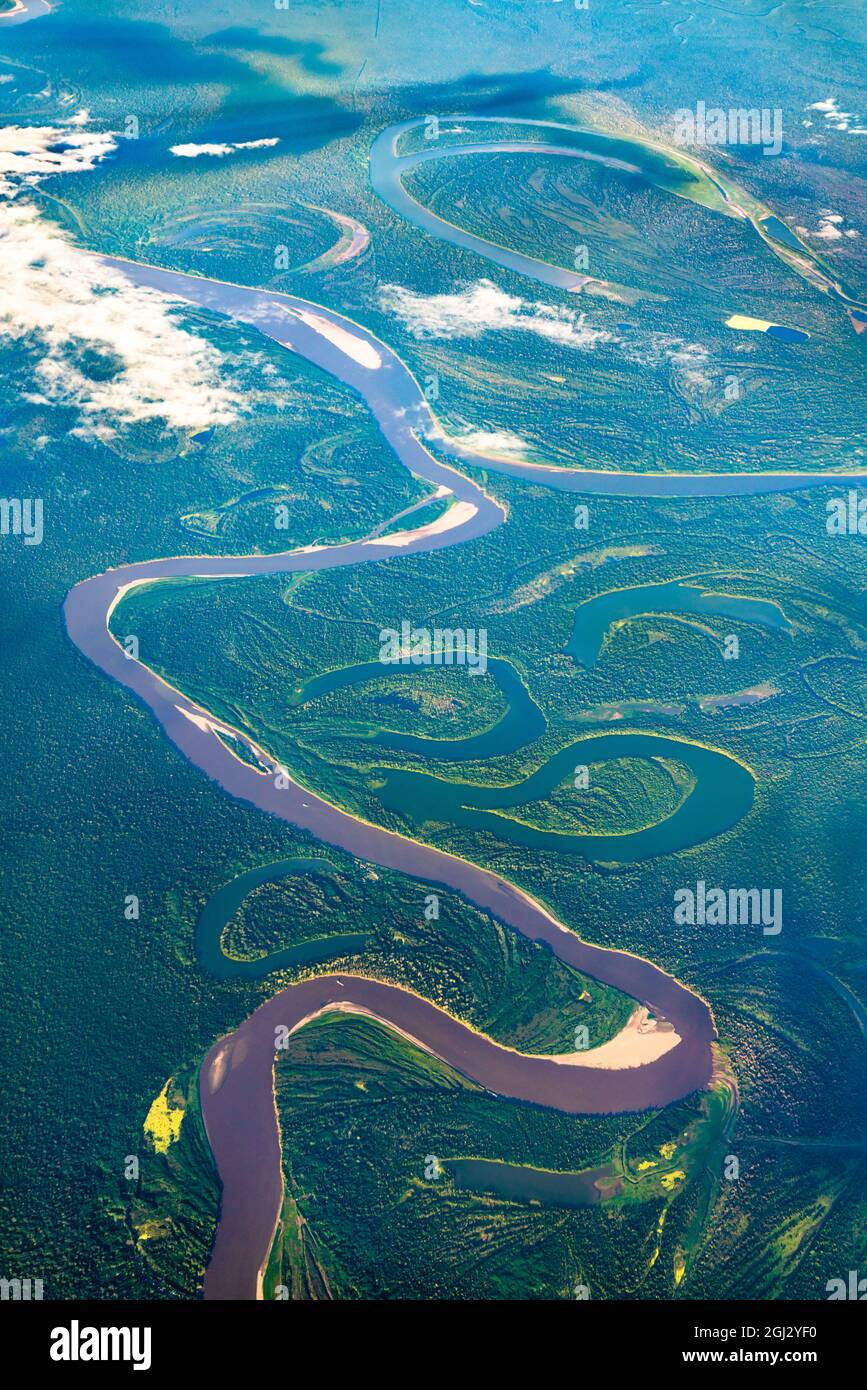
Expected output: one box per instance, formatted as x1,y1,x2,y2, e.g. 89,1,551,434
56,114,867,1300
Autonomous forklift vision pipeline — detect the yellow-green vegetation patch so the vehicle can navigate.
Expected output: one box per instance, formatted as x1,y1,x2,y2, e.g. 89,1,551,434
128,1060,221,1298
143,1079,185,1155
134,1217,173,1252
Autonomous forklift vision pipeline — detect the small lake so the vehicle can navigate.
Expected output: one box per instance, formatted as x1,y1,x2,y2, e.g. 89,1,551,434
447,1156,616,1208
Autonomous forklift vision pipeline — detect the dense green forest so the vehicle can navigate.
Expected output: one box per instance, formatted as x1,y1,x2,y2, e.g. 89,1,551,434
2,0,866,1303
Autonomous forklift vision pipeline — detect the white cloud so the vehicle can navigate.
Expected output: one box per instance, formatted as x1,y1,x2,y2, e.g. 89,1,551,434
446,425,531,457
663,340,710,368
0,119,118,193
169,137,280,159
806,96,865,134
621,333,711,376
795,209,859,242
1,201,245,438
170,143,235,158
0,116,246,440
379,279,611,351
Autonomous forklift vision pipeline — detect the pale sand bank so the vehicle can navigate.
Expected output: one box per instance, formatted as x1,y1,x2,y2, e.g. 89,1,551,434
284,305,381,369
550,1007,680,1070
371,499,478,547
277,1000,679,1080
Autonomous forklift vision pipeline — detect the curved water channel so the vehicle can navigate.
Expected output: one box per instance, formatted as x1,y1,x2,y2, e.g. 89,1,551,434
196,856,370,981
371,115,867,326
564,579,792,667
375,731,753,862
53,109,867,1298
